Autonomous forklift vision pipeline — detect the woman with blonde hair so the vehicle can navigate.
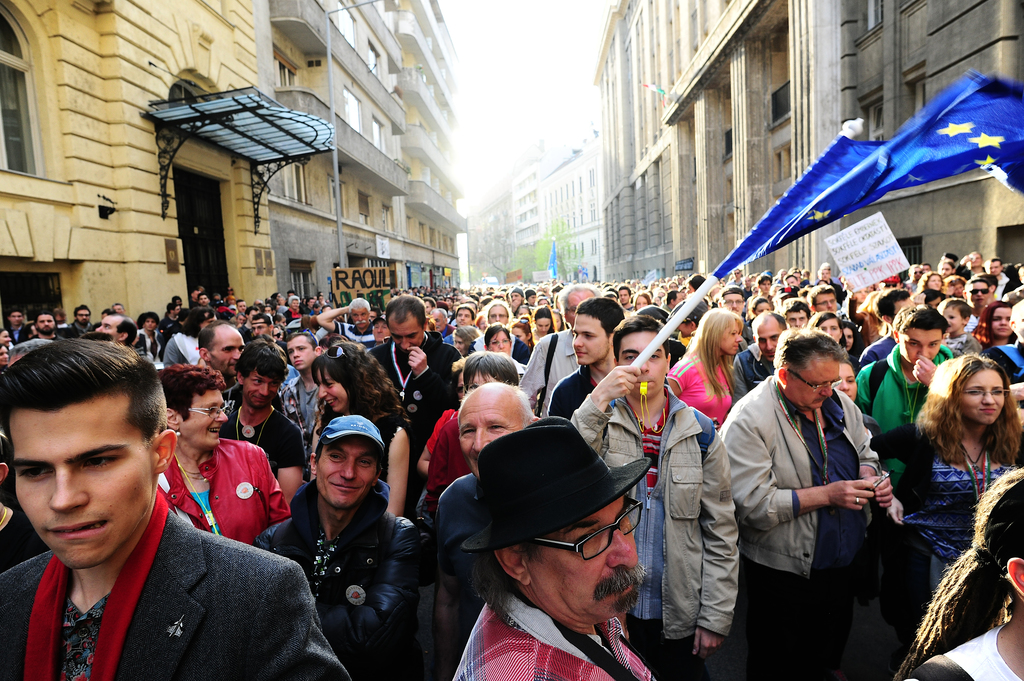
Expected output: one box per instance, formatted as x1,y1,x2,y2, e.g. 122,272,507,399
667,308,743,427
896,468,1024,679
916,272,945,294
872,354,1024,667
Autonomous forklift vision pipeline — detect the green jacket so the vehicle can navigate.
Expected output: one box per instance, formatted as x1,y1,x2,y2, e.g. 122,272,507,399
855,343,954,486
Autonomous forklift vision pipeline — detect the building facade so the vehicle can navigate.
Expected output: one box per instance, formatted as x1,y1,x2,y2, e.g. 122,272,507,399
596,0,1024,283
538,134,604,282
260,0,464,298
0,0,294,318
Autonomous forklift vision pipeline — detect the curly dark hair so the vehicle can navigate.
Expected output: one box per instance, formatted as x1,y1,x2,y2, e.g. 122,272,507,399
311,340,406,434
159,364,227,420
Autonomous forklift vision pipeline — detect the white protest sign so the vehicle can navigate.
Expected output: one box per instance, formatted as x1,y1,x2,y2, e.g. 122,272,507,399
824,212,910,290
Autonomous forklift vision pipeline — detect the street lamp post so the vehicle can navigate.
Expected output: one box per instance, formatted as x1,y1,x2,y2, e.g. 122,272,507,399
326,0,381,270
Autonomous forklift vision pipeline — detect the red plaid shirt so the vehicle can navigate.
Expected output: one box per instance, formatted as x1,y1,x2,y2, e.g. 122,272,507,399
455,604,653,681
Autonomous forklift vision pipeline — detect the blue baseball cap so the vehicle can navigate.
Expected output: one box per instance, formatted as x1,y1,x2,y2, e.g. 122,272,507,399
317,415,385,460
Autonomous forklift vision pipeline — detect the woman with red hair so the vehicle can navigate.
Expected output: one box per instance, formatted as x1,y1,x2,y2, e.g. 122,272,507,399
159,364,290,544
973,301,1013,350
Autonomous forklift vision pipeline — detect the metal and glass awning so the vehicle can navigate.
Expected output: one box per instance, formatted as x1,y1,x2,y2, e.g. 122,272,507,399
143,87,334,233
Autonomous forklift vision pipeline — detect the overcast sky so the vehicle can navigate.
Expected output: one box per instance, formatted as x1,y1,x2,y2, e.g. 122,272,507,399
441,0,606,209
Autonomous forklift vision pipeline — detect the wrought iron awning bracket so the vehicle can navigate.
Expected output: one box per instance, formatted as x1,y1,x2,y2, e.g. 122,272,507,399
250,156,311,234
154,120,208,219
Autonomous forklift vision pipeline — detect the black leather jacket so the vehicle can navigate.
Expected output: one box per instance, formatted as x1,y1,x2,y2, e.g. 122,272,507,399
255,482,422,681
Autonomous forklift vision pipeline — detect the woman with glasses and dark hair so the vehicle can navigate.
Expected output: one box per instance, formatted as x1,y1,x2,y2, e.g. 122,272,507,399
872,354,1024,662
896,468,1024,680
158,364,291,544
483,324,526,375
163,305,215,366
312,340,411,517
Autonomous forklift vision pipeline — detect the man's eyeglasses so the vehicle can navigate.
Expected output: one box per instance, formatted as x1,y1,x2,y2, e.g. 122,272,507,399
963,389,1009,398
529,498,642,560
788,368,843,392
188,406,230,419
968,288,990,296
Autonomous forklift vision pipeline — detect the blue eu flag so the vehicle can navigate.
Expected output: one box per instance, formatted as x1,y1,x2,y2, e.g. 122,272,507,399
713,72,1024,278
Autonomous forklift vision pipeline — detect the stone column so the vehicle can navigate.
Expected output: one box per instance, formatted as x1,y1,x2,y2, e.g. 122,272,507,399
789,0,842,269
620,185,635,274
731,38,772,255
648,160,662,249
695,88,727,274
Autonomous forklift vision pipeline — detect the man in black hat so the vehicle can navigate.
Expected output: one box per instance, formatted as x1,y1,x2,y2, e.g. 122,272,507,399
457,419,654,681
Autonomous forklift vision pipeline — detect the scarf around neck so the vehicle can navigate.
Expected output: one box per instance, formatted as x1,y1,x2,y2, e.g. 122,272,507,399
25,494,169,681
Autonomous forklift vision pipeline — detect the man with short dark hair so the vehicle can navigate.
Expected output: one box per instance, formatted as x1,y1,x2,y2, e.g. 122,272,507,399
0,340,344,680
280,331,323,456
548,297,625,419
221,337,305,502
860,288,915,365
32,310,58,341
986,256,1021,299
781,298,811,329
618,285,634,311
966,276,996,333
455,418,654,681
70,305,94,338
733,312,786,402
97,313,138,347
857,305,952,482
256,415,421,680
572,314,739,680
5,308,25,344
722,328,891,680
369,295,461,517
250,312,273,339
158,301,182,355
198,320,246,410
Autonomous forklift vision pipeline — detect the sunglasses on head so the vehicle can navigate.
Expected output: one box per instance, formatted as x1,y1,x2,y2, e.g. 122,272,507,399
326,344,346,359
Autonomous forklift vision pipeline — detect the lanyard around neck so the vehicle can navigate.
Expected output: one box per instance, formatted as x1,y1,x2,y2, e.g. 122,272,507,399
774,381,830,484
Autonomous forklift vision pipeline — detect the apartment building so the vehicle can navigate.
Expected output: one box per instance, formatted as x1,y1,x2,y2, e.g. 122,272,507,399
261,0,464,296
0,0,334,316
597,0,1024,282
538,135,604,282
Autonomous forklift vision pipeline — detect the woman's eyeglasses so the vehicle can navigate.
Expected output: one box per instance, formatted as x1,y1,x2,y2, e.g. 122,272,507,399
188,406,230,419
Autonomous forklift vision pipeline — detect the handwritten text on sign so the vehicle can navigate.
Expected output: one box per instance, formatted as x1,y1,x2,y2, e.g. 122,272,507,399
824,213,910,290
331,267,392,309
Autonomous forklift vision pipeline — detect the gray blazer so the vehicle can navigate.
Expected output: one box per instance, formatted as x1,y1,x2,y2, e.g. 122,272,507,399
0,512,349,681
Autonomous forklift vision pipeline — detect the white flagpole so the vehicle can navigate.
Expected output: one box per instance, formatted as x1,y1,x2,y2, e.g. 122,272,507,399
630,275,720,368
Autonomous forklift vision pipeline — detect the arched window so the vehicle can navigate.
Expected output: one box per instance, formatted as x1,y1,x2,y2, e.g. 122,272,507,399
0,9,36,174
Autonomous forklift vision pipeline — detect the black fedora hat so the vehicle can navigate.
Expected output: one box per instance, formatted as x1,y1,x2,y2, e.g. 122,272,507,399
461,417,650,553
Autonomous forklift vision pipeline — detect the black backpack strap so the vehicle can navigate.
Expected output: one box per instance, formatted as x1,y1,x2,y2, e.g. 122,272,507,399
908,655,975,681
868,359,888,410
534,333,560,415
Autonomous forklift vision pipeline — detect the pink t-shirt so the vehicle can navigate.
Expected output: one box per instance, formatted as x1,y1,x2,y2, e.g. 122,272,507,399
668,357,732,428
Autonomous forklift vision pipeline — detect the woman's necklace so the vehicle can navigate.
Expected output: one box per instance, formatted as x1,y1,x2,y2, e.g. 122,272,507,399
175,456,221,535
0,504,9,532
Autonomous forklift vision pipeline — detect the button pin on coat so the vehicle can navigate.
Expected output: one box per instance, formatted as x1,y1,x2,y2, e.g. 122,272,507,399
346,585,367,605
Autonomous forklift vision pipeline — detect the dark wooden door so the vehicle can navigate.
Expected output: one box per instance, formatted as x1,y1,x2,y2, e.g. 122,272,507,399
173,168,230,297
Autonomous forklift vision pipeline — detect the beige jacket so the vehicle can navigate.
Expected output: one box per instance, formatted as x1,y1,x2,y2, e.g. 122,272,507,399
720,379,879,577
572,393,739,639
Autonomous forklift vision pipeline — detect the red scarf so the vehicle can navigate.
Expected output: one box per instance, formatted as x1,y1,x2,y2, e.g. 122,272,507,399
25,494,169,681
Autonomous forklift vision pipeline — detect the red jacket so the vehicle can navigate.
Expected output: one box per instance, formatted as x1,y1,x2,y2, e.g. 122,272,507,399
160,439,291,545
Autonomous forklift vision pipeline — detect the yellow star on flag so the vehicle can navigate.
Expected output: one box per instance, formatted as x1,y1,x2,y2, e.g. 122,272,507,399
968,133,1004,149
974,155,997,166
938,122,974,137
806,209,831,221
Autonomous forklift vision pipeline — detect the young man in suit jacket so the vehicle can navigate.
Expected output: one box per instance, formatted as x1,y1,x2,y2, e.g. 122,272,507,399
0,340,347,681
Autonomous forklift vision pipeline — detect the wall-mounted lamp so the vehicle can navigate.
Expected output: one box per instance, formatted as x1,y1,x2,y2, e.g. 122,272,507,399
98,194,117,220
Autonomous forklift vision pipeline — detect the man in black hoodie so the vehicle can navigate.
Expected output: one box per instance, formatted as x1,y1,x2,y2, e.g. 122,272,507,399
369,295,461,516
256,415,421,680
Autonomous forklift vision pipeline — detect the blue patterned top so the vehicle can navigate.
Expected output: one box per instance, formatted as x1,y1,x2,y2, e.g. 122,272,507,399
61,594,108,681
904,455,1015,560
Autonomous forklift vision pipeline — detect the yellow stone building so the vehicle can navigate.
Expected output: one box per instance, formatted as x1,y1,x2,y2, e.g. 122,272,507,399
0,0,326,320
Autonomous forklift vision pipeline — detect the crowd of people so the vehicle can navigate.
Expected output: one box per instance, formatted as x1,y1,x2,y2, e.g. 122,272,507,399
1,248,1024,680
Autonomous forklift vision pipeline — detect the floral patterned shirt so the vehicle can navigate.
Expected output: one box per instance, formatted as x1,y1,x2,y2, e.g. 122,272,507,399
61,594,108,681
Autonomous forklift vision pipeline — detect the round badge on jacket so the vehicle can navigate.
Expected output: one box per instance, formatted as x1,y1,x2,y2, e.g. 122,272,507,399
346,585,367,605
241,425,255,438
407,404,418,414
236,482,254,500
412,390,422,401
